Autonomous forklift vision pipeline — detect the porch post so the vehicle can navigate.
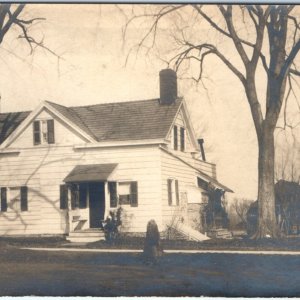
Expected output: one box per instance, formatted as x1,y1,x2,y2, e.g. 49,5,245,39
67,185,72,232
104,181,110,219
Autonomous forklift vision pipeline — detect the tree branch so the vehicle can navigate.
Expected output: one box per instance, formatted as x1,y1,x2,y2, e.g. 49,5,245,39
280,38,300,81
218,5,249,65
0,4,24,43
169,41,246,85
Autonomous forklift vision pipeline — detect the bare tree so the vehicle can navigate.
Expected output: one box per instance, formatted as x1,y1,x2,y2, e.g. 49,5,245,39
0,4,58,58
275,128,300,183
122,5,300,238
231,198,252,227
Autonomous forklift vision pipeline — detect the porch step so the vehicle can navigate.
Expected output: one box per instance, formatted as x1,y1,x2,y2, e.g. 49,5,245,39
208,228,233,239
66,229,105,243
167,223,210,242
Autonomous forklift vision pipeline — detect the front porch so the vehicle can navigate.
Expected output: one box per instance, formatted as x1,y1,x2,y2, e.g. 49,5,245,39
63,164,119,242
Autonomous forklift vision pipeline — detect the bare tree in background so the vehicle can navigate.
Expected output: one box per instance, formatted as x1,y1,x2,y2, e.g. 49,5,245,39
0,4,58,57
231,198,252,228
122,5,300,239
275,129,300,183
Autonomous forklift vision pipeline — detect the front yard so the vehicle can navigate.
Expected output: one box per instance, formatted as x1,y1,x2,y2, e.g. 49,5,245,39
2,234,300,251
1,235,300,296
0,241,300,296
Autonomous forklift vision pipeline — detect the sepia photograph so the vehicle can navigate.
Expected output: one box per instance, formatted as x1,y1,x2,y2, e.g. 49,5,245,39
0,3,299,297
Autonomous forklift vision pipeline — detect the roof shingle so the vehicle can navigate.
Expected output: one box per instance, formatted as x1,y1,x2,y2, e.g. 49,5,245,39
0,111,30,144
0,98,182,144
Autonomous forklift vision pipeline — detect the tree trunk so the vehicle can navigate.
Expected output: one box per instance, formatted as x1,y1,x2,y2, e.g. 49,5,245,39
253,125,281,239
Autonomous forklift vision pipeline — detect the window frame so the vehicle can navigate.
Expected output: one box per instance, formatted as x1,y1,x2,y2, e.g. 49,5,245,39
0,186,28,212
168,178,179,206
117,181,138,207
33,119,55,146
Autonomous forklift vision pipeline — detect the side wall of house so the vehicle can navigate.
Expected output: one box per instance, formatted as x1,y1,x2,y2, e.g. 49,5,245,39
160,149,202,231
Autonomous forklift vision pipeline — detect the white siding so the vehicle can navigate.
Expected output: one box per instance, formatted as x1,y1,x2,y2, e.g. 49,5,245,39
160,149,199,230
166,107,216,178
168,109,193,152
0,144,162,235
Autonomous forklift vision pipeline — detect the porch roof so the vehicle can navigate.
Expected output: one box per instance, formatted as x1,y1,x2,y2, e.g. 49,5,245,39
64,163,118,183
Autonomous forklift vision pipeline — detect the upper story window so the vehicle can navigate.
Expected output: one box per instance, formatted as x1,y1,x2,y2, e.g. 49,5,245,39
173,125,185,152
33,119,55,145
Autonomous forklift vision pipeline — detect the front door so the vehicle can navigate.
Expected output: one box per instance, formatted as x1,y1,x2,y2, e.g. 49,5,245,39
89,182,105,228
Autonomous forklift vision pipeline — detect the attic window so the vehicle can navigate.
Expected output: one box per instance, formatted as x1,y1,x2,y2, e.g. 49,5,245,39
33,119,55,145
173,125,185,152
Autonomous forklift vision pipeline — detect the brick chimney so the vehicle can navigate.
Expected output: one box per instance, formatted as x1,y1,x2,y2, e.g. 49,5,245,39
159,69,177,105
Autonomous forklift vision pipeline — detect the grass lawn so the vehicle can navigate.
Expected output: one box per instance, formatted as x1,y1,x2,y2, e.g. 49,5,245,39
0,244,300,296
2,235,300,251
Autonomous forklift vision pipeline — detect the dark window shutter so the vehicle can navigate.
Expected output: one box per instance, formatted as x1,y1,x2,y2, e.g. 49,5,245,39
79,184,87,209
60,184,68,209
20,186,28,211
130,181,138,207
173,125,178,150
47,119,55,144
180,127,185,151
168,179,172,206
109,182,118,208
70,184,79,210
33,121,41,145
1,187,7,212
175,180,179,206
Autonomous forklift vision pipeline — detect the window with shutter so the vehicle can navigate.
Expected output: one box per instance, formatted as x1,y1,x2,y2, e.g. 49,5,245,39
33,121,41,145
60,184,68,209
33,119,55,145
0,187,7,212
168,179,179,206
117,181,138,207
109,182,118,208
173,125,178,150
180,127,185,152
47,119,55,144
20,186,28,211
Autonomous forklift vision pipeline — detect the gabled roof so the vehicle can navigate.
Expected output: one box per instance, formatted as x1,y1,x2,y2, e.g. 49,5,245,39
69,99,182,142
0,98,182,145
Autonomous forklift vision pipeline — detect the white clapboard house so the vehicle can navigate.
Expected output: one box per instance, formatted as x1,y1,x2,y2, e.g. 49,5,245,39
0,69,232,242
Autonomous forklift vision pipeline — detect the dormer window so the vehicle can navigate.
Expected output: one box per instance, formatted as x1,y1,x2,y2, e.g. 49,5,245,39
33,119,55,145
173,125,185,152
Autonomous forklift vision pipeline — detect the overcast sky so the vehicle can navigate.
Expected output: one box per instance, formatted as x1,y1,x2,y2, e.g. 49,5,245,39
0,4,299,201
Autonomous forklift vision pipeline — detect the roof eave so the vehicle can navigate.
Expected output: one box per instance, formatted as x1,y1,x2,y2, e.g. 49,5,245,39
74,138,168,149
